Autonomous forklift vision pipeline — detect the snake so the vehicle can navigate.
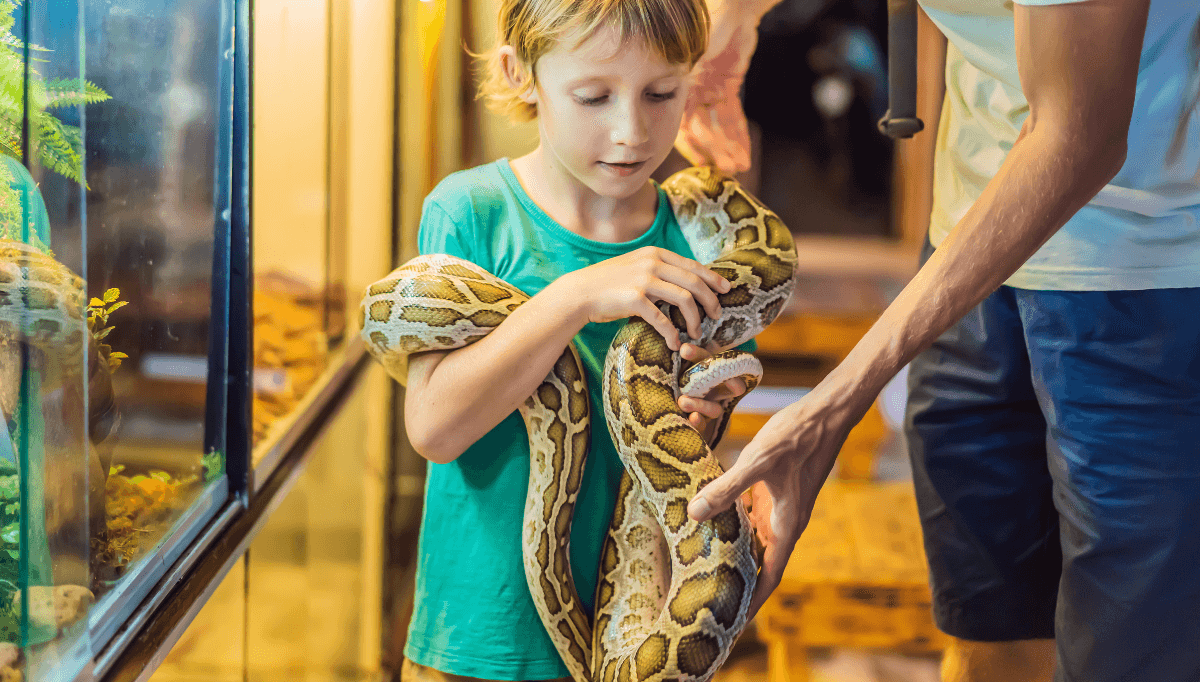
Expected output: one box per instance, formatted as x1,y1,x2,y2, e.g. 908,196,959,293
0,239,89,394
361,166,798,682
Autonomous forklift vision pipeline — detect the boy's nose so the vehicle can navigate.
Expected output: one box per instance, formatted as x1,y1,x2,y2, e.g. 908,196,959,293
610,103,650,147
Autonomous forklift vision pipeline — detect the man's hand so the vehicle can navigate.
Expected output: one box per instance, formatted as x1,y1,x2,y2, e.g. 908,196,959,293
676,0,781,174
687,378,873,618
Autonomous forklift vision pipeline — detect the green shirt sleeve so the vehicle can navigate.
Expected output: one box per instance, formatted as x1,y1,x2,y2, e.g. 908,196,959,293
0,155,58,646
418,200,476,264
1,156,52,250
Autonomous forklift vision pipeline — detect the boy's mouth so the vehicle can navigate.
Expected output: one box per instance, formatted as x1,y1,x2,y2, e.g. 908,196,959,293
599,160,646,176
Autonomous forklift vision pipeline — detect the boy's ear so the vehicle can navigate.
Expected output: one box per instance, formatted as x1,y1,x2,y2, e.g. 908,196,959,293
498,45,537,105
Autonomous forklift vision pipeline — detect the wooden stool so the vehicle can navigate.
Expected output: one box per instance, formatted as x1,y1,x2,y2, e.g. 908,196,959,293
752,481,947,682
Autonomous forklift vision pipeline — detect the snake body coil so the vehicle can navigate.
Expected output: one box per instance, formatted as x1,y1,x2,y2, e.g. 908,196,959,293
362,166,798,682
0,240,89,390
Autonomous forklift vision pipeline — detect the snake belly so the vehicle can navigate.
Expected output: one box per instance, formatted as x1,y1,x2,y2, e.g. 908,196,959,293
359,166,797,682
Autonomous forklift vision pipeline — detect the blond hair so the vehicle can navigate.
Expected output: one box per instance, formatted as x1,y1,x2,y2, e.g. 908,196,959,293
475,0,709,123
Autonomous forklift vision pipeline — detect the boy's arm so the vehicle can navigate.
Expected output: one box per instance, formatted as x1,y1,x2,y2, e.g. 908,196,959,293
405,279,589,464
406,247,730,464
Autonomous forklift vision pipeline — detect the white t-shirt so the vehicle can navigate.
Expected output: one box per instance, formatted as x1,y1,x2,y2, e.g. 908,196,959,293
919,0,1200,290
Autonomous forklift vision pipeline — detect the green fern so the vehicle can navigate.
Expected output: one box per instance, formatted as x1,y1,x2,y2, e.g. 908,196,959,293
0,0,111,234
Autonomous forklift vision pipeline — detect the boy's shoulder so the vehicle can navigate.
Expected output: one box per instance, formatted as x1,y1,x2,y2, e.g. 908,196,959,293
424,159,513,224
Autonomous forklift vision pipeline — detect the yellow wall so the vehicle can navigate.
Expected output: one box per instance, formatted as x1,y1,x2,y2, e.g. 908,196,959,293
253,0,330,287
343,0,399,306
466,0,538,168
396,0,459,260
252,0,395,306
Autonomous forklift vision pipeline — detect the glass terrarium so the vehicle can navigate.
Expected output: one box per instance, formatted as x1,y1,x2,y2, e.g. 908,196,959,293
1,0,235,678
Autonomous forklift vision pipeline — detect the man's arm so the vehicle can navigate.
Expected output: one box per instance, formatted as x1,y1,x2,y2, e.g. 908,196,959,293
839,0,1147,402
895,9,948,244
687,0,1152,618
674,0,784,173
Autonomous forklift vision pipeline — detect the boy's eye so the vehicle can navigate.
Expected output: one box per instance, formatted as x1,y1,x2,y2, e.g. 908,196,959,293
574,94,607,106
648,90,677,102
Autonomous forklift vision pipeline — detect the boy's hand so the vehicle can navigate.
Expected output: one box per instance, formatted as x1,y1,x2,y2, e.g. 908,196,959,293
676,342,748,438
561,247,730,350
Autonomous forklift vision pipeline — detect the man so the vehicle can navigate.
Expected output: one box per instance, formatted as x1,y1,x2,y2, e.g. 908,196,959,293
676,0,1200,680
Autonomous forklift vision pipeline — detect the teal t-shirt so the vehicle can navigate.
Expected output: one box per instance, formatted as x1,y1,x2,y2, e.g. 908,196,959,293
0,155,58,646
403,159,755,679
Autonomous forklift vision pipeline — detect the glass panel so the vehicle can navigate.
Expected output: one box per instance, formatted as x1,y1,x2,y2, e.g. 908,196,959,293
250,0,336,460
79,0,230,639
1,0,94,677
246,366,386,680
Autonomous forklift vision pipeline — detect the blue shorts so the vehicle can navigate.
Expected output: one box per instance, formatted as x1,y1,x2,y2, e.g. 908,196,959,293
905,242,1200,680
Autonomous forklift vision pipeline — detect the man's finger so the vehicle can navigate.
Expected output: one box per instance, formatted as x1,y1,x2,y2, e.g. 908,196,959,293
724,378,747,398
687,461,760,521
748,542,791,618
748,560,784,619
680,343,711,362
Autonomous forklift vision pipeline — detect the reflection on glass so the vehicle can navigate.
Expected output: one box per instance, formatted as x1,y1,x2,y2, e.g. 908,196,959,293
82,0,227,591
252,274,328,449
1,0,230,675
1,0,98,677
250,0,338,456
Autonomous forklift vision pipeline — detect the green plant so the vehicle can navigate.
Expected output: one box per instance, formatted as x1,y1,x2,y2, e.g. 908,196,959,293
0,463,18,622
87,287,128,371
0,0,110,236
202,450,223,483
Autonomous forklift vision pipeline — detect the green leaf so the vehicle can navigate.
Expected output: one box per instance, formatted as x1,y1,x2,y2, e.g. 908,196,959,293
106,301,128,315
0,523,17,546
33,114,84,185
103,288,120,303
202,451,224,482
89,298,104,307
94,326,113,340
3,504,17,516
0,477,15,500
42,78,111,108
149,471,171,483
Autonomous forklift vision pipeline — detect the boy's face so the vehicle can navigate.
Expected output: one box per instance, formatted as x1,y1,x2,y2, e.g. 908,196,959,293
531,25,690,199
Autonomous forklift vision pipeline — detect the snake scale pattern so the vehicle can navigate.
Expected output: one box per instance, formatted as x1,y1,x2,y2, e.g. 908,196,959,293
0,240,88,390
361,166,798,682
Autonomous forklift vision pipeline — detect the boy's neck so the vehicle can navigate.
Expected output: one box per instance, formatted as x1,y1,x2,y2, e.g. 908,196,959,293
510,149,660,244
